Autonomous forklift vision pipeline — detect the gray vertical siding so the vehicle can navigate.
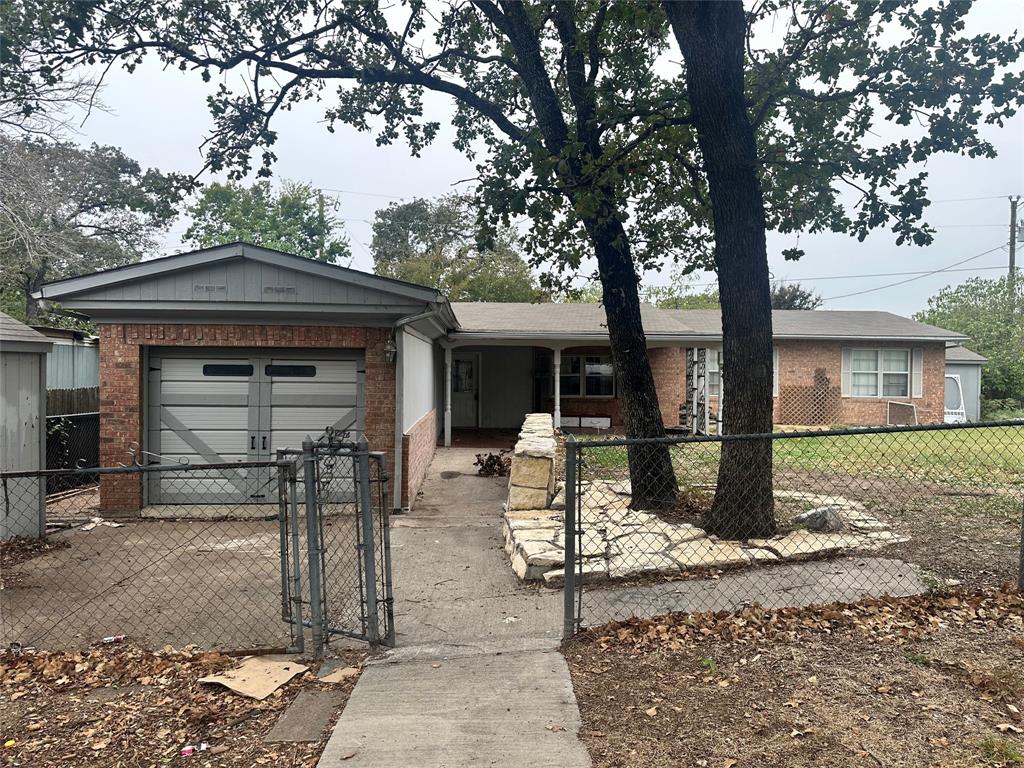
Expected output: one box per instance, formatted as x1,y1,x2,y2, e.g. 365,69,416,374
1,349,46,538
945,362,984,422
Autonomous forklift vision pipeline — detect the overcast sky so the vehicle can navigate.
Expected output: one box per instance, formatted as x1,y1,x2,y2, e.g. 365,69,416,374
69,1,1023,317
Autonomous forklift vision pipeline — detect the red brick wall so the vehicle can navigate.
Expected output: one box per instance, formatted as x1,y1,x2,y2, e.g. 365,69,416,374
700,340,946,427
97,323,396,512
401,409,437,509
543,346,685,429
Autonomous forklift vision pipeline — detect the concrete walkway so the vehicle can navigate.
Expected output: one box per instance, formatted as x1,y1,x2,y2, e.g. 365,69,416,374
317,447,591,767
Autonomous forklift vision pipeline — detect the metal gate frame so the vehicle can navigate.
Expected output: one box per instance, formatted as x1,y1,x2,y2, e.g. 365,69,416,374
279,432,395,656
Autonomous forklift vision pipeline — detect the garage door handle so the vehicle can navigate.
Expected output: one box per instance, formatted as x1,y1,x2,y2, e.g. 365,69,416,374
251,435,256,450
262,435,267,450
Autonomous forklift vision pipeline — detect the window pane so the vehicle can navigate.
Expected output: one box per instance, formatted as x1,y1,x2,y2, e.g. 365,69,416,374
202,364,253,377
265,364,316,377
584,356,614,397
851,350,878,372
881,349,909,372
453,359,475,393
851,372,878,397
882,373,909,397
708,371,720,397
560,374,581,396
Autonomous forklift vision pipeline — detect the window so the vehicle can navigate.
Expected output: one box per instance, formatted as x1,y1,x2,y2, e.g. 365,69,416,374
265,364,316,378
202,364,253,377
453,359,475,393
555,354,615,398
707,350,722,397
850,348,909,398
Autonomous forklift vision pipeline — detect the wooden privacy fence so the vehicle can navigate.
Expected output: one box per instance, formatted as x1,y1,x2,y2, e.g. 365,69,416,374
47,387,99,416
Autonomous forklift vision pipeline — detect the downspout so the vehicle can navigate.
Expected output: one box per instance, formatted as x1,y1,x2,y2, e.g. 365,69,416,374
391,304,448,513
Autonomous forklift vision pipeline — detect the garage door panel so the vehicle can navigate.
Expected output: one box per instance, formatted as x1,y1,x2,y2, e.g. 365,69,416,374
161,380,249,397
268,359,358,382
160,358,255,380
159,431,249,455
162,406,249,430
150,349,364,505
271,407,356,431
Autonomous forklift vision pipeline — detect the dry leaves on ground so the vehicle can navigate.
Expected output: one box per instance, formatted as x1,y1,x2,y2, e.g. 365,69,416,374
566,587,1024,768
0,643,364,767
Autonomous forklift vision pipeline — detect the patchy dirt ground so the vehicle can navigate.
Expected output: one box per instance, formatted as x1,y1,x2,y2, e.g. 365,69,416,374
0,643,365,767
566,589,1024,768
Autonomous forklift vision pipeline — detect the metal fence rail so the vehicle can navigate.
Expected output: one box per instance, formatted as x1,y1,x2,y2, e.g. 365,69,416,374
564,420,1024,636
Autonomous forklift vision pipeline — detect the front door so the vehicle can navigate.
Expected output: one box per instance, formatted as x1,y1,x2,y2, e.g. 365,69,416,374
451,354,479,428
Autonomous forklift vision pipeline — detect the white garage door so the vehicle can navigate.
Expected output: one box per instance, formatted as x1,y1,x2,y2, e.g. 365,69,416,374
147,350,364,503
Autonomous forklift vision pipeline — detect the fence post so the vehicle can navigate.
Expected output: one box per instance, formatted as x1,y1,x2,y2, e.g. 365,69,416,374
357,437,381,647
302,437,326,657
287,459,305,655
563,434,578,640
1018,495,1024,592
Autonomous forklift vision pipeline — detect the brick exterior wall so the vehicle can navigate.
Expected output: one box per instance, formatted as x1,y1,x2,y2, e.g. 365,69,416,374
543,346,685,429
97,323,396,513
401,408,437,509
701,340,946,427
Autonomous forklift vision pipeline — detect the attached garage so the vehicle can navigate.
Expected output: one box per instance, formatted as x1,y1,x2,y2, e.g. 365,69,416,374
35,242,455,513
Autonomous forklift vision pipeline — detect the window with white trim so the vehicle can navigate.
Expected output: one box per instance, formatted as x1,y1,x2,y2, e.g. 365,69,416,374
851,348,910,398
707,350,722,397
555,354,615,398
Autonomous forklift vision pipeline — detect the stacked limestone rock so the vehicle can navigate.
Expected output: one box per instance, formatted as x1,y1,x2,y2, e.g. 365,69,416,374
507,413,556,510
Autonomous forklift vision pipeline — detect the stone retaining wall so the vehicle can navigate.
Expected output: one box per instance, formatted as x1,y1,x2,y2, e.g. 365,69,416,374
507,413,556,511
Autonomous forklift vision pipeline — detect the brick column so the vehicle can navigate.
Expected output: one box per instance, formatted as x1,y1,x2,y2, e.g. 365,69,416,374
649,347,685,428
98,324,144,512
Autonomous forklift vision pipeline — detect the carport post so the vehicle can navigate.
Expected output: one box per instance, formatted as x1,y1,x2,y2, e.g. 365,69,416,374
562,435,578,640
303,437,326,657
357,437,382,646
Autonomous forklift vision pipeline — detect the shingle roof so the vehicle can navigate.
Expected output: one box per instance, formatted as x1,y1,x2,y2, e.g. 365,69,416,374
450,302,694,336
0,312,52,346
663,309,967,341
451,303,967,342
945,345,988,363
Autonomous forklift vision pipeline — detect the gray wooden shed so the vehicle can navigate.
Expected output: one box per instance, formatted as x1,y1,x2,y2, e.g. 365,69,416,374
1,312,53,539
945,345,987,422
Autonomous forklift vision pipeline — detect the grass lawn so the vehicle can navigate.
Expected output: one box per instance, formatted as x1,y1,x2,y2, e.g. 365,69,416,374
566,589,1024,768
575,425,1024,488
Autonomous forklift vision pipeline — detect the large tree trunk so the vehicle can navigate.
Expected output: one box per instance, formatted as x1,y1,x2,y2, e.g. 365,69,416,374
666,0,776,539
583,210,679,511
22,266,46,324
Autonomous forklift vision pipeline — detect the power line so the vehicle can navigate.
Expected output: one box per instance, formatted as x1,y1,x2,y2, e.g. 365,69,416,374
928,194,1019,204
822,244,1008,301
320,187,408,200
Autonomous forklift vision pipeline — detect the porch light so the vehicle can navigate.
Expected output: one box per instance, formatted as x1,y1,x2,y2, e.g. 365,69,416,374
383,333,398,364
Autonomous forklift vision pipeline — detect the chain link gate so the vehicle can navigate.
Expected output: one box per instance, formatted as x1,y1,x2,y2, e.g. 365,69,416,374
279,431,395,656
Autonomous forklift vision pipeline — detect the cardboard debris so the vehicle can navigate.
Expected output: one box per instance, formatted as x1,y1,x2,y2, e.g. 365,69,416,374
199,657,308,700
319,666,360,684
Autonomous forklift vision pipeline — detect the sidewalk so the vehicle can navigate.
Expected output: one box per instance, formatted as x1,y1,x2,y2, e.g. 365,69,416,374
316,447,591,767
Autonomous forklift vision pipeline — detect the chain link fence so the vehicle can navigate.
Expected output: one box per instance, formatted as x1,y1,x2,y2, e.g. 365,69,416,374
564,421,1024,635
1,438,393,655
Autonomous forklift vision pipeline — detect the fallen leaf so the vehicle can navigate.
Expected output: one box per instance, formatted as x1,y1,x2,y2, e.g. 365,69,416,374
996,723,1022,734
339,751,357,760
645,706,658,717
546,724,566,732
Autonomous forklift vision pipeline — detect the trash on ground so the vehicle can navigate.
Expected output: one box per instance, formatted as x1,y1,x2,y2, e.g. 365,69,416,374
319,666,360,684
199,657,308,701
101,635,126,644
81,517,124,531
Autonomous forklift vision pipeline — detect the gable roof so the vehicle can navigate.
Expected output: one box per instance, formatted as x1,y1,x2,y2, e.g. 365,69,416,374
663,309,967,342
0,312,53,353
945,345,988,364
36,241,445,304
450,302,696,339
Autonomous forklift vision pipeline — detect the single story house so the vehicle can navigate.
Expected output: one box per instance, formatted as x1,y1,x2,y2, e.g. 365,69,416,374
35,242,976,513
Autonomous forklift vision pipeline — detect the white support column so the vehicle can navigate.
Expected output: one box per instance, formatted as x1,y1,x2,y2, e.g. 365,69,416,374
552,348,561,429
443,346,452,447
700,348,710,435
